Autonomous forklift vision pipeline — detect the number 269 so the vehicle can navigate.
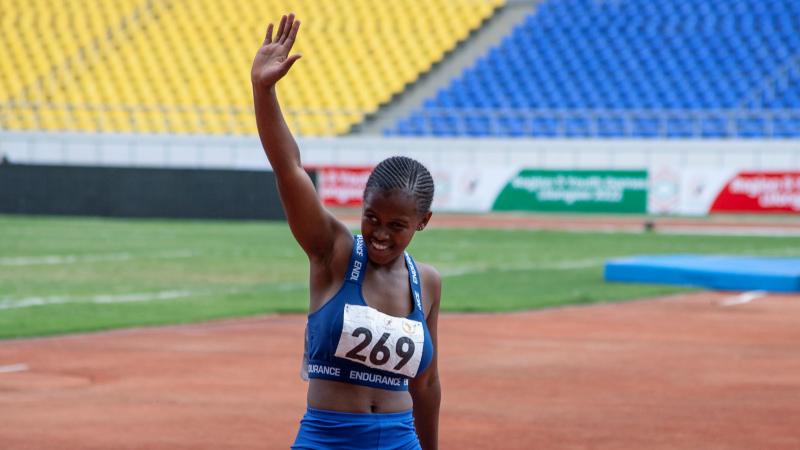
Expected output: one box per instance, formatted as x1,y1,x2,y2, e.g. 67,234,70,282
344,327,416,370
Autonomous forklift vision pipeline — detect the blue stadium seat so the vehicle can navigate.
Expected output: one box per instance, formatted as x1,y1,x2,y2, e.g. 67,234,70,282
666,117,696,138
387,0,800,138
531,117,559,137
498,116,527,137
700,116,728,138
737,117,767,138
773,117,800,137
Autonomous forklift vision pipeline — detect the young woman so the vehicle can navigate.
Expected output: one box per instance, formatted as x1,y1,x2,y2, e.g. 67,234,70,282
251,14,441,450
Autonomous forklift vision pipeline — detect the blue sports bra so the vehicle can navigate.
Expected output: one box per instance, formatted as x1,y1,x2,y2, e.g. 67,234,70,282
302,235,434,391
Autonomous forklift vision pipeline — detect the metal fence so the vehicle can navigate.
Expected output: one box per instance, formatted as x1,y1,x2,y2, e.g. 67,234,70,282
2,102,800,138
398,108,800,138
0,102,365,137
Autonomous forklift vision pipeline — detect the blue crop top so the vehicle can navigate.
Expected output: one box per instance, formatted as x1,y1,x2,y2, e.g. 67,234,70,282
302,235,434,391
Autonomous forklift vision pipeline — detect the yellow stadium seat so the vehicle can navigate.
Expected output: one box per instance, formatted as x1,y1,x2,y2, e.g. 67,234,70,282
3,0,503,135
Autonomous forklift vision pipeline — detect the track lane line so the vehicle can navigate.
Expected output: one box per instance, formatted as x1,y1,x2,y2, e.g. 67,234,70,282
720,290,767,306
0,363,28,373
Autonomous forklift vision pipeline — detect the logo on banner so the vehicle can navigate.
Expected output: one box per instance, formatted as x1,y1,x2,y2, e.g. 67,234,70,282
648,167,680,214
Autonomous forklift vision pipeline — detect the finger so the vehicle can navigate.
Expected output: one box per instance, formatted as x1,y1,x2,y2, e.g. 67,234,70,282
286,19,300,48
281,54,302,74
263,23,274,44
275,15,287,42
281,13,295,44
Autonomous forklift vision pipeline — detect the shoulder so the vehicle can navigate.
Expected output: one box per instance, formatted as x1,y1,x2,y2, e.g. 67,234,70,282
417,262,441,287
416,262,442,314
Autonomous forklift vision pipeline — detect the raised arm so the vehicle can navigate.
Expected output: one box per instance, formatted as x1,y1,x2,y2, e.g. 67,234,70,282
251,14,347,259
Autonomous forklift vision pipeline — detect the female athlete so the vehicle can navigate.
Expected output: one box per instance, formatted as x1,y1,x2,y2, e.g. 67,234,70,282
251,13,441,450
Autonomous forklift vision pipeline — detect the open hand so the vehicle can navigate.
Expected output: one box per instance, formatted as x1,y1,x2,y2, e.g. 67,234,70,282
251,13,302,88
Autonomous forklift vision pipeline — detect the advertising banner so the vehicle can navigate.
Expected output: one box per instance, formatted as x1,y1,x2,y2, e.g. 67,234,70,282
648,168,800,215
710,172,800,213
314,165,518,212
492,169,648,213
431,166,519,212
316,166,372,207
315,165,800,215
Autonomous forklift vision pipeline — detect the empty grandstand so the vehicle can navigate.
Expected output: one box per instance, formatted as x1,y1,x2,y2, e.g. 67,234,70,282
0,0,501,136
387,0,800,138
1,0,798,139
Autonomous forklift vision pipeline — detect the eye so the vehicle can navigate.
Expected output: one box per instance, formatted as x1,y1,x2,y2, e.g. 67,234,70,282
364,214,379,224
390,222,407,231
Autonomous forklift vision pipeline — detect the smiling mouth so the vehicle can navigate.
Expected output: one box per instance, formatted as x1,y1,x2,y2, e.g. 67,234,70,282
370,240,390,251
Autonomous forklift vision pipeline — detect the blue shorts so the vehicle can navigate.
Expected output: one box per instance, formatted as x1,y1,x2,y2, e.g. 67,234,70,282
291,407,422,450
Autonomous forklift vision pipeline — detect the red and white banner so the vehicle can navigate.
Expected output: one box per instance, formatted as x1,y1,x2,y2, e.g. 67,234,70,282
318,165,800,214
711,172,800,213
316,166,372,207
312,165,513,212
648,167,800,215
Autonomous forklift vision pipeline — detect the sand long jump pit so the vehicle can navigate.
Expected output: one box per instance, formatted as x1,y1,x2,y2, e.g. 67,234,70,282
1,292,798,449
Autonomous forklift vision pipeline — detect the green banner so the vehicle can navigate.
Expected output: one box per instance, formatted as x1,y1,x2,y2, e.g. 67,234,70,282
492,169,648,213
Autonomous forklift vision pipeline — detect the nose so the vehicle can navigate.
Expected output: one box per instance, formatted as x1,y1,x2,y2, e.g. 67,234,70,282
374,227,389,240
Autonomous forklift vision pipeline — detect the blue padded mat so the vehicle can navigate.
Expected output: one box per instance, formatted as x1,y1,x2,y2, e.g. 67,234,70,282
604,255,800,293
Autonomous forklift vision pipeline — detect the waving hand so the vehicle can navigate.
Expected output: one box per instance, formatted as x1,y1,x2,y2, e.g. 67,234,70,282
251,14,302,88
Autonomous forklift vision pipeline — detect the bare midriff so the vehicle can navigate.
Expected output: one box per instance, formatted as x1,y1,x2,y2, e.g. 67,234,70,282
307,379,413,413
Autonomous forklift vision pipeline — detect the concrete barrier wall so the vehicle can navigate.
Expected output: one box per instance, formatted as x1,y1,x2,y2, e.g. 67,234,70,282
2,131,799,216
0,163,303,220
2,131,798,172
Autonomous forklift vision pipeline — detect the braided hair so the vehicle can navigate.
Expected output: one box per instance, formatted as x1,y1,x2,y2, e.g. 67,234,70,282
364,156,435,216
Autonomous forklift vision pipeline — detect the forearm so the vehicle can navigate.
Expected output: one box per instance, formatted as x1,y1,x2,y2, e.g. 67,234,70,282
252,85,302,174
412,379,441,450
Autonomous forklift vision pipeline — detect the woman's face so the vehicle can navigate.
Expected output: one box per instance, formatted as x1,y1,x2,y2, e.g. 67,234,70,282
361,189,430,265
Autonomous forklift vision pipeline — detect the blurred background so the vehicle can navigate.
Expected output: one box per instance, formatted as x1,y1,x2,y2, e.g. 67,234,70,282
1,0,799,219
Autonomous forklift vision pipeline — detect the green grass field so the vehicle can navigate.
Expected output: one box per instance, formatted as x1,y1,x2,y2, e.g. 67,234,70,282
1,215,798,339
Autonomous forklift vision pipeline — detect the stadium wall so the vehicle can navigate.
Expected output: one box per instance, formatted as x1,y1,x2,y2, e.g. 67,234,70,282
3,131,797,171
0,163,297,220
1,131,798,216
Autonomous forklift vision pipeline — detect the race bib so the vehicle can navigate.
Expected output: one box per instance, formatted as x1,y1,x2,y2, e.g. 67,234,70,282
335,304,425,377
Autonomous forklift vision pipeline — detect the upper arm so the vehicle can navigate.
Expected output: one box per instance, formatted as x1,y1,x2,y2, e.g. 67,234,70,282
412,263,442,389
419,263,442,321
252,86,349,261
274,165,350,259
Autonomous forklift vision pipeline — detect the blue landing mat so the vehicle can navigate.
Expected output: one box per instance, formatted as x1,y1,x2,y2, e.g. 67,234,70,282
604,255,800,293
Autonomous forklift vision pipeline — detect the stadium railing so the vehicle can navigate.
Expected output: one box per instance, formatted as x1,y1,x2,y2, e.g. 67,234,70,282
3,103,799,139
389,108,800,139
0,102,366,137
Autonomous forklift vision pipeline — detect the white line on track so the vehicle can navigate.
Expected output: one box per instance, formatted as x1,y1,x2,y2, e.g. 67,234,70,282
0,283,306,311
720,290,767,306
660,227,800,237
0,290,197,310
0,250,198,267
0,363,28,373
441,258,603,277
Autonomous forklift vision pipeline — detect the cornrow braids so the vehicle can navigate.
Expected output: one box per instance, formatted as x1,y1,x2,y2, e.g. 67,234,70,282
364,156,435,216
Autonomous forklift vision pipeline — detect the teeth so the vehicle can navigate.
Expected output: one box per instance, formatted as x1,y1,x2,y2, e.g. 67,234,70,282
372,241,388,251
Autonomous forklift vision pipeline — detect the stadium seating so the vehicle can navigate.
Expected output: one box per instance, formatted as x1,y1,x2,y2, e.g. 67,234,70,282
388,0,800,138
0,0,502,135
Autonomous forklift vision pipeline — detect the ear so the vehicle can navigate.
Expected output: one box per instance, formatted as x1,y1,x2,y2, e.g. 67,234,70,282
416,211,433,231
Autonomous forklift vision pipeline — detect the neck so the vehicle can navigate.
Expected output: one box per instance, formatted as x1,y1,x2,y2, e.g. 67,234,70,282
368,254,406,272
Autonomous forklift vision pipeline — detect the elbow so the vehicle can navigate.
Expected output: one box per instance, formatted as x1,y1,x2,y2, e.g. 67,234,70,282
423,372,441,390
410,372,441,395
